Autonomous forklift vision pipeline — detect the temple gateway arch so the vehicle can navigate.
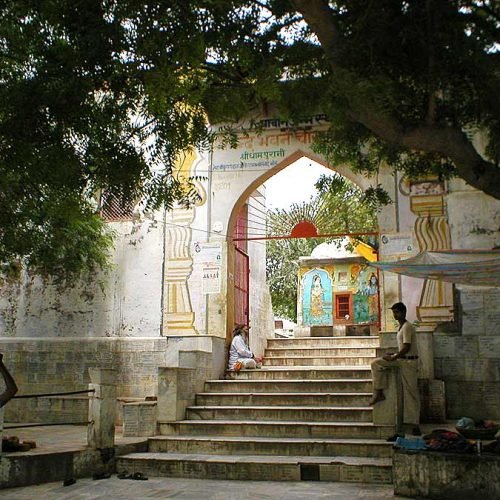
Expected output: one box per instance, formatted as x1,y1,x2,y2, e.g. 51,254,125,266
2,110,499,432
165,112,455,350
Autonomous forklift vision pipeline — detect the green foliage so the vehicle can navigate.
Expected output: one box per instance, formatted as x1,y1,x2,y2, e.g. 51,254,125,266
267,237,319,321
266,173,377,321
0,0,213,276
1,0,499,277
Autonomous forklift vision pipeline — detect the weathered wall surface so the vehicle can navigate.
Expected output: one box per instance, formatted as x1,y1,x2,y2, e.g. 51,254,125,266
433,179,500,420
0,208,232,423
0,217,164,339
434,286,500,420
393,450,500,500
377,170,422,329
2,334,225,423
247,193,275,357
447,179,500,250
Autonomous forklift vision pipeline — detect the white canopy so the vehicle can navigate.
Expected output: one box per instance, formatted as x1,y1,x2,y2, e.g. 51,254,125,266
369,250,500,287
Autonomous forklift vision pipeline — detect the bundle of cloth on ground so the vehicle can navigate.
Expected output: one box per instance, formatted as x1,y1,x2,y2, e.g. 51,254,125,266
394,428,500,454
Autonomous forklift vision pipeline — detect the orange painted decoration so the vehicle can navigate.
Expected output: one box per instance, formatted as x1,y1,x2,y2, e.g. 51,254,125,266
290,220,318,238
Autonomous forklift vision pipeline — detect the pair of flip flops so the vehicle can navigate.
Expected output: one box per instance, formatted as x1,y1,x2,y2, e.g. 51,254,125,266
92,472,111,480
117,471,148,480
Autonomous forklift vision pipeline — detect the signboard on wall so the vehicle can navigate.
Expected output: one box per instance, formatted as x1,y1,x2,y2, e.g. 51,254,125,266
202,266,221,294
380,233,415,258
194,242,222,264
194,242,222,294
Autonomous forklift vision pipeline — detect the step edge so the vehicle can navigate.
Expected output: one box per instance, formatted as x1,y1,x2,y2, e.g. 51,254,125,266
117,453,393,466
197,392,373,396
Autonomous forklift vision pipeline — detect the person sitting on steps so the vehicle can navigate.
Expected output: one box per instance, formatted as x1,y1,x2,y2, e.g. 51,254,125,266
228,325,262,371
369,302,421,437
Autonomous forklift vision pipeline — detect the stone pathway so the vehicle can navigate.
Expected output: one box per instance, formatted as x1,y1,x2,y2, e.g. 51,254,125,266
2,476,414,499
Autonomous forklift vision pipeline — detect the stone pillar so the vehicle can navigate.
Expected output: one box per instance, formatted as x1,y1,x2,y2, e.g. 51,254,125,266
416,327,434,380
371,365,403,433
157,367,195,422
87,368,116,449
163,207,198,335
410,180,454,328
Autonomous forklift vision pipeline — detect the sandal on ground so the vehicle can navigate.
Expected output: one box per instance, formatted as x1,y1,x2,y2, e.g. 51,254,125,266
117,471,130,479
131,472,148,480
92,472,111,480
386,433,404,442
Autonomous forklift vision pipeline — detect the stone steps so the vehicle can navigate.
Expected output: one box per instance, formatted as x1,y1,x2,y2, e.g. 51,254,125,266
204,378,373,393
262,356,376,367
116,452,393,483
147,435,393,458
196,392,372,407
158,420,394,439
118,335,393,484
228,366,372,380
185,405,373,422
266,336,380,348
265,346,377,357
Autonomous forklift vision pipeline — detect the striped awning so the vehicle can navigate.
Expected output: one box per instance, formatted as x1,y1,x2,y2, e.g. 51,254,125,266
369,250,500,287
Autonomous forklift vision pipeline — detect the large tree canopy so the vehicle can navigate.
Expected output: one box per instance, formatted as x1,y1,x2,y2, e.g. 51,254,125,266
1,0,499,275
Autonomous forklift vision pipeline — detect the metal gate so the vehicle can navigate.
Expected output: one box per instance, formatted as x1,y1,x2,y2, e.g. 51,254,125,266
234,246,249,329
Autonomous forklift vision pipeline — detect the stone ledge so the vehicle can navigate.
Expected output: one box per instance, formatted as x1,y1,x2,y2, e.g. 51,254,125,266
393,449,500,499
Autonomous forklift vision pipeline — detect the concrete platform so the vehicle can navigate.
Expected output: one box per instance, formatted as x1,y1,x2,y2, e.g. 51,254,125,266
0,424,147,489
147,435,393,457
116,451,393,482
159,419,395,439
204,378,374,393
1,475,414,499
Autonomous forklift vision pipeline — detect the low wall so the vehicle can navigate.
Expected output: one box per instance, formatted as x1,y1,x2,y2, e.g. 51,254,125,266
2,335,226,424
0,440,147,489
393,449,500,499
434,287,500,420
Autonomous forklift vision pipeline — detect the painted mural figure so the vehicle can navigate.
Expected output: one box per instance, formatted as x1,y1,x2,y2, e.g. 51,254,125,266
302,269,333,326
349,264,361,285
310,274,324,317
366,273,379,322
353,292,370,323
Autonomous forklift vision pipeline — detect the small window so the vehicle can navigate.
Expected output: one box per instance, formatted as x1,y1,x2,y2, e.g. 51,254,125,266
99,191,135,221
335,293,353,322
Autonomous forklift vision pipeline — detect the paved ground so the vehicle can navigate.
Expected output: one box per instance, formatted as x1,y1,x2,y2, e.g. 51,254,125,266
1,423,447,499
1,423,146,454
2,476,412,499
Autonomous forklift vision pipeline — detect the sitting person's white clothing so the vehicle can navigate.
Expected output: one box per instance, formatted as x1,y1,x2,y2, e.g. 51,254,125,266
228,335,256,370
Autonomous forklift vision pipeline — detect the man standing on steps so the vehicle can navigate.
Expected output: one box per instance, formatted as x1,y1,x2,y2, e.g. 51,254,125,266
369,302,421,435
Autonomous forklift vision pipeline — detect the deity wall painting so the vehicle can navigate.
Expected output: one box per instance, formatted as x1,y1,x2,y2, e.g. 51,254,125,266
302,269,333,326
351,264,379,324
300,263,379,327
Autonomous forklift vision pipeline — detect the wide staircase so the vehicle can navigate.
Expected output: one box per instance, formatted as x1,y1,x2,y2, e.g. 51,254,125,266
117,335,395,483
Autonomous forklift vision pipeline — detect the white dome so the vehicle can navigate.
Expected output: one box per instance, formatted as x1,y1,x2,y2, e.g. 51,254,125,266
310,237,362,259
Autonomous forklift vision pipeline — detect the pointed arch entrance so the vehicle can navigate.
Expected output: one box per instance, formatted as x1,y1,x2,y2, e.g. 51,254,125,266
225,149,376,347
